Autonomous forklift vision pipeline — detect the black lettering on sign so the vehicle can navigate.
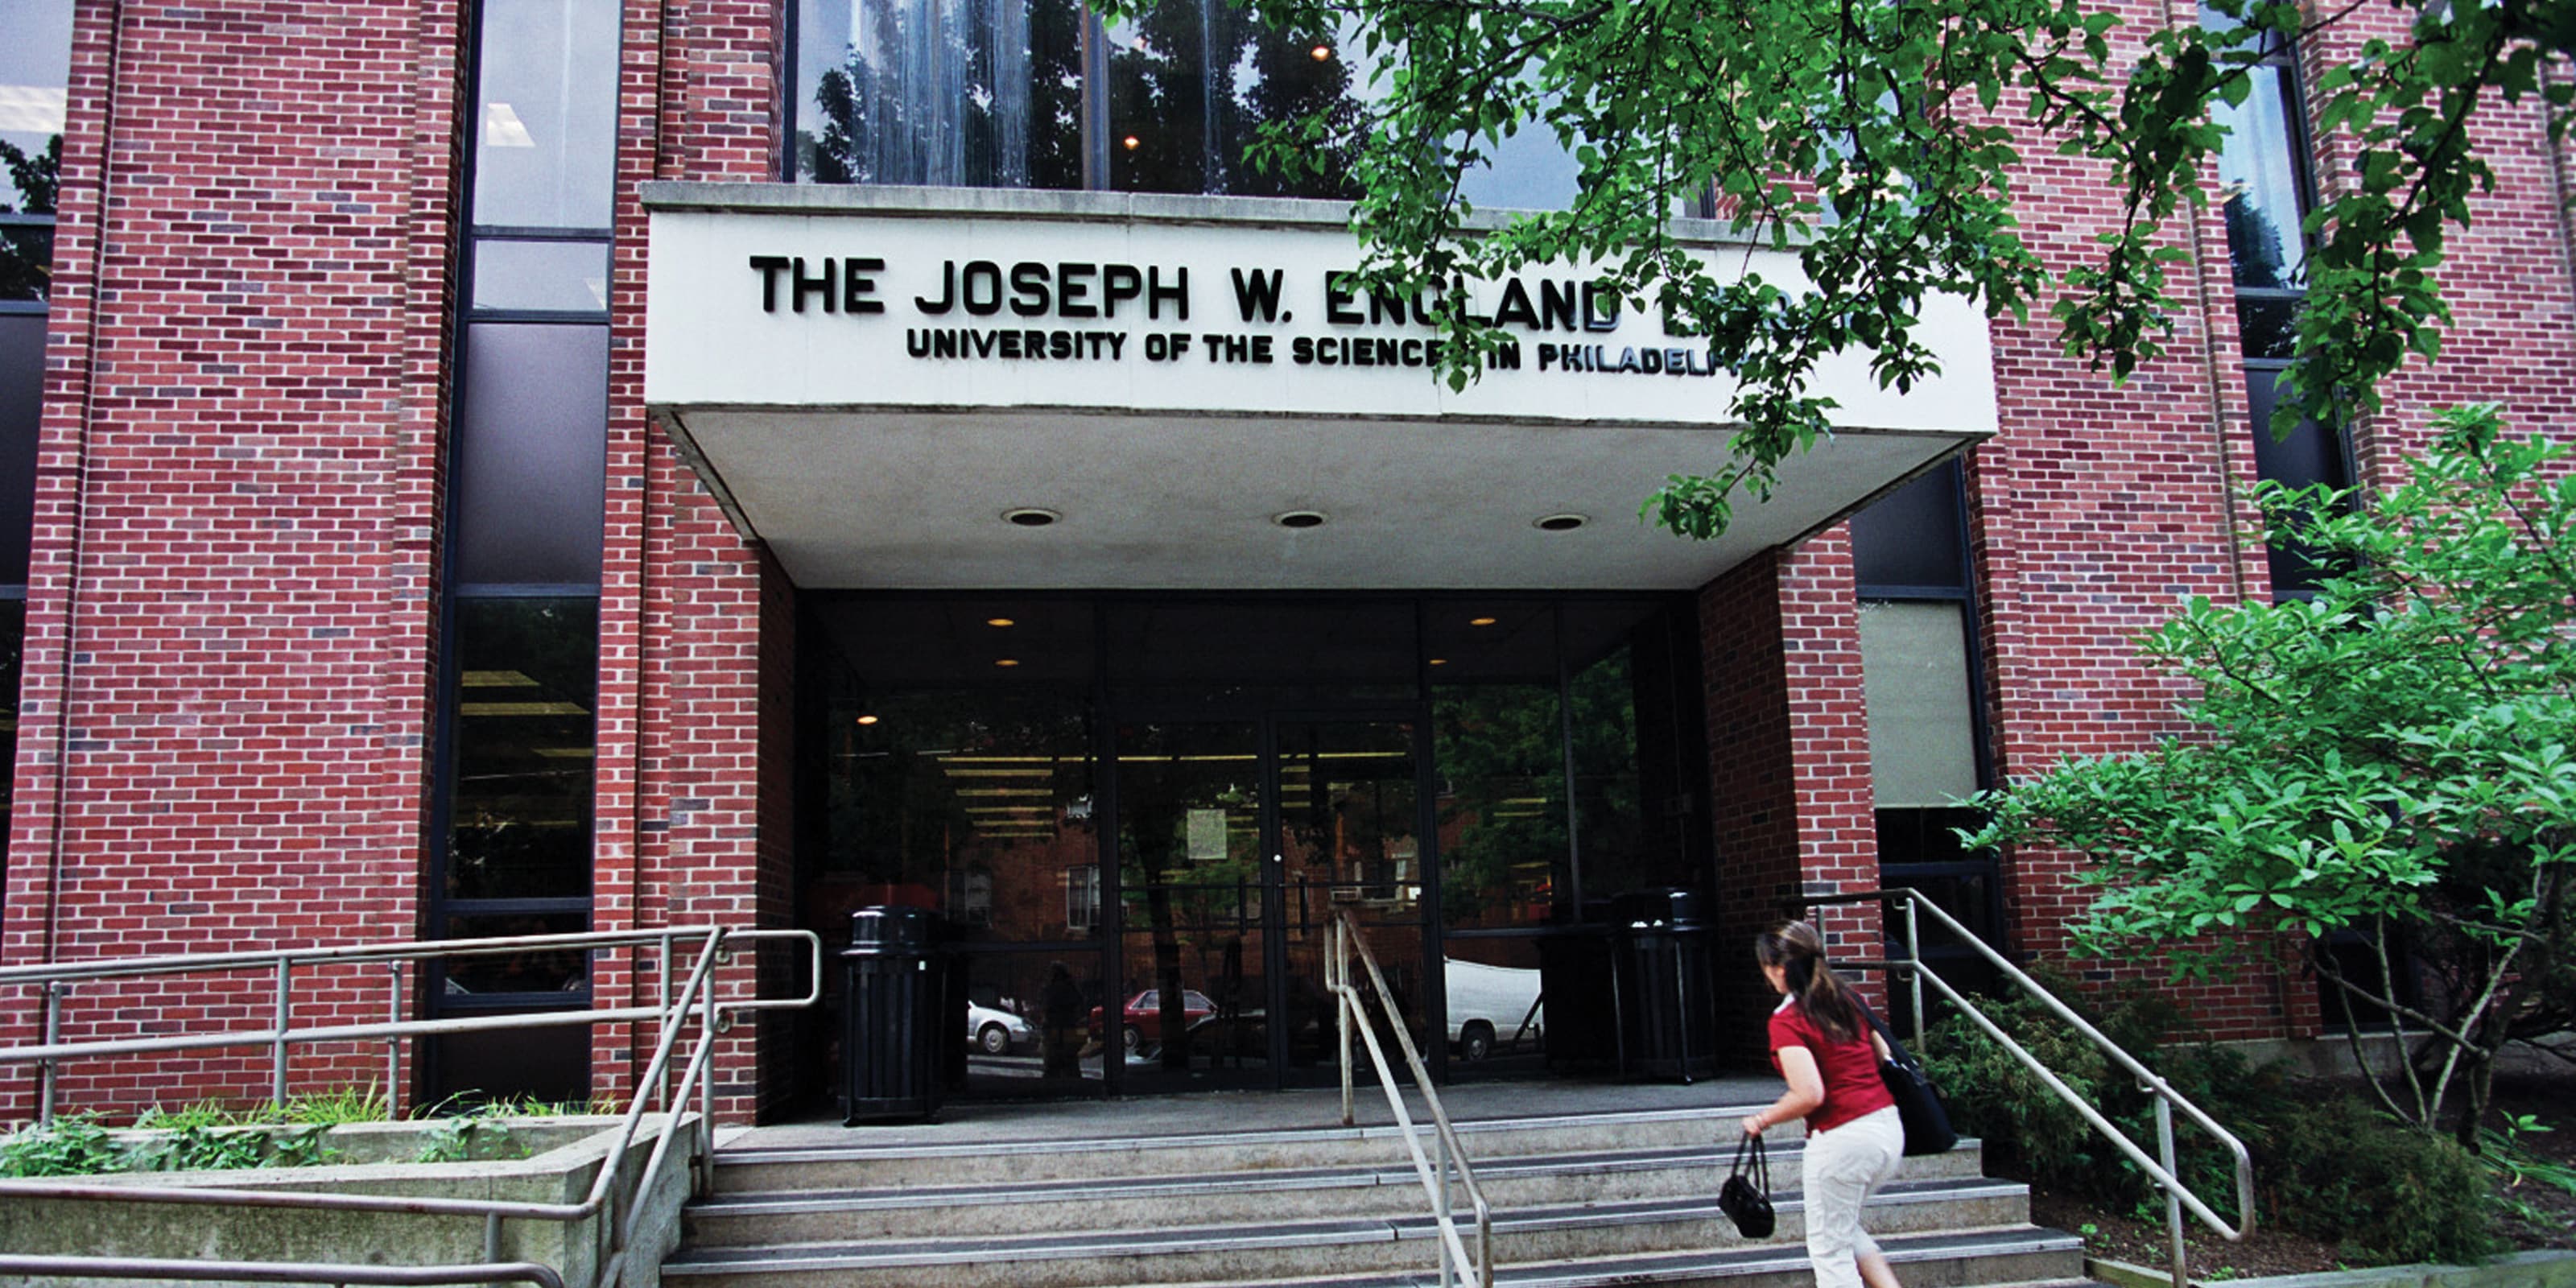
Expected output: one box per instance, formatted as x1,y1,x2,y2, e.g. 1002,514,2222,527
748,255,790,312
843,257,886,314
1102,264,1143,318
1324,273,1362,324
1010,262,1051,316
918,262,956,315
1232,267,1286,322
961,261,1005,316
1058,263,1096,318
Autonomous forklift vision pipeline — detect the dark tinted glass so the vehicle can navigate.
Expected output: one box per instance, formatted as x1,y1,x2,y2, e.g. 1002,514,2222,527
455,323,607,585
1435,679,1567,931
439,910,592,995
0,313,44,584
445,596,599,901
2235,291,2298,360
819,598,1096,687
2247,366,2349,597
472,238,612,313
825,687,1096,942
473,0,621,229
1104,600,1415,700
798,0,1085,188
1849,459,1967,590
0,222,49,304
0,600,20,881
1105,0,1362,196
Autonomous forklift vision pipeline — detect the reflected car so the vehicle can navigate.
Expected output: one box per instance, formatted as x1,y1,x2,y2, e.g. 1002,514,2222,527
1445,958,1545,1062
967,1002,1035,1055
1088,989,1217,1051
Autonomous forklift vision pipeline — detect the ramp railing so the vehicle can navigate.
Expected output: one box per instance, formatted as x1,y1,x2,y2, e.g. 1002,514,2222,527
0,925,821,1288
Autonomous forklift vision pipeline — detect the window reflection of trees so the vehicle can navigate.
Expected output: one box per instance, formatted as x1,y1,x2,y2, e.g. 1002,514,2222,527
803,0,1358,197
0,134,59,301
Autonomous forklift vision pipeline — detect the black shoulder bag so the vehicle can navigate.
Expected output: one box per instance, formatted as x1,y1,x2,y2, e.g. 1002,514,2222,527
1860,1003,1958,1156
1717,1131,1777,1238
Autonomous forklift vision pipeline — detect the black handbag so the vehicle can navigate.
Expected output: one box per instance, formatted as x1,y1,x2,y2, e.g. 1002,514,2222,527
1717,1131,1777,1238
1860,1003,1959,1156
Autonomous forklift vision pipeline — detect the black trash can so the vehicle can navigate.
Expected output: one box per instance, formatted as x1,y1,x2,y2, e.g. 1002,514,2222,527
1612,888,1717,1083
842,906,943,1124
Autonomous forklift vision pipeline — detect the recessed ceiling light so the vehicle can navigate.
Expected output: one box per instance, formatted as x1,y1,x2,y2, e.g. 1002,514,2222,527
1534,513,1589,531
1311,43,1333,60
1002,507,1059,527
1469,617,1497,627
985,617,1015,628
1274,510,1327,529
1428,658,1447,667
1122,134,1141,151
994,658,1020,667
855,714,880,725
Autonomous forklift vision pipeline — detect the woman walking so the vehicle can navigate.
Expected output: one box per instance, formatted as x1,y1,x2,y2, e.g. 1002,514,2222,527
1740,920,1904,1288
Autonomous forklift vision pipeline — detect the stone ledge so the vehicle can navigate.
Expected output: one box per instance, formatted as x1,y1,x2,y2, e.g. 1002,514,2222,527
2089,1249,2576,1288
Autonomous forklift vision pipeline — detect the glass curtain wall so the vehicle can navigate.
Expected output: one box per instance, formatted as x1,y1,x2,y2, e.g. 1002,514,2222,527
802,595,1706,1102
0,0,72,917
427,0,621,1104
789,0,1579,205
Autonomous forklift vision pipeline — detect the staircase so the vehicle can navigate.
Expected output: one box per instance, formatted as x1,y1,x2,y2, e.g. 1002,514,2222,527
658,1096,2089,1288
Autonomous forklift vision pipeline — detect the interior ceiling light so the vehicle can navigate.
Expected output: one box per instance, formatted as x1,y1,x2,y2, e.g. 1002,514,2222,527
1310,43,1333,60
1428,658,1447,667
1002,507,1059,527
994,658,1021,667
1469,617,1498,627
1534,513,1589,531
1273,510,1327,529
1122,134,1141,151
855,714,880,725
985,617,1015,628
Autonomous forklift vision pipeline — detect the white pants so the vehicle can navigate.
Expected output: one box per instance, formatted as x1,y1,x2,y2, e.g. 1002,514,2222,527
1802,1105,1904,1288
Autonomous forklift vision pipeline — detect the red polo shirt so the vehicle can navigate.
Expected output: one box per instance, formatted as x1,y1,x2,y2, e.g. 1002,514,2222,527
1767,997,1894,1134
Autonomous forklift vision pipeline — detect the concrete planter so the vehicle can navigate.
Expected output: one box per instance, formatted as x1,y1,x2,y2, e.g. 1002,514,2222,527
0,1114,702,1288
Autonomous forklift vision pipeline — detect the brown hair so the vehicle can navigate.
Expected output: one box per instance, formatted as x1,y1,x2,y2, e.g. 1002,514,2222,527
1754,920,1860,1042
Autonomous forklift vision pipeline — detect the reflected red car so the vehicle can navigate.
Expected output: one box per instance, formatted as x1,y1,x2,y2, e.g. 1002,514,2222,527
1088,988,1217,1051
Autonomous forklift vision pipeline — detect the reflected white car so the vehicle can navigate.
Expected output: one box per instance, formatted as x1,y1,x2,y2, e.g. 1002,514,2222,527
967,1003,1036,1055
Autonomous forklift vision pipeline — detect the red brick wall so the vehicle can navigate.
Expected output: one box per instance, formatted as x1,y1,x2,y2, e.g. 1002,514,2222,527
0,0,463,1120
1700,533,1884,1062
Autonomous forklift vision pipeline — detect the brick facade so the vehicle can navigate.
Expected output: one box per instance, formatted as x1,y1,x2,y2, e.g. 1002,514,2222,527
2,0,2570,1123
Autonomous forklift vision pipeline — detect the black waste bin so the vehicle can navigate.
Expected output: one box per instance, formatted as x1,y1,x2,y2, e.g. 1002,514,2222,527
842,906,943,1124
1612,888,1717,1083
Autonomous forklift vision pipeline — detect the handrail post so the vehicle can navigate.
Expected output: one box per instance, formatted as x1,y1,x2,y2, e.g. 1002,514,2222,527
698,933,719,1195
1335,916,1354,1128
1903,894,1925,1051
38,981,65,1126
273,959,293,1105
2157,1092,2188,1288
385,962,403,1112
1436,1125,1454,1287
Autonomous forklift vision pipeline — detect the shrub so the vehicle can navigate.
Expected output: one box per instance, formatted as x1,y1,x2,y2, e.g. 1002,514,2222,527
1918,976,2497,1265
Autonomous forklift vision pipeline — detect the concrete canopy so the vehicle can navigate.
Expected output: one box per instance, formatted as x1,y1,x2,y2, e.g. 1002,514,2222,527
641,184,1996,591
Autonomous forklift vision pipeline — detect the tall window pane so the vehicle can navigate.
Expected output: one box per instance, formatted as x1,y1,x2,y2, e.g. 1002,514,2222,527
798,0,1084,187
0,0,71,302
1431,605,1564,932
473,0,621,229
446,597,600,902
0,313,44,584
454,324,609,585
2212,62,2307,292
1857,601,1979,807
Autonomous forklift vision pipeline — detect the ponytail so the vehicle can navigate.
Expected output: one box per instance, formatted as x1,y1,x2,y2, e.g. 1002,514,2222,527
1754,920,1860,1042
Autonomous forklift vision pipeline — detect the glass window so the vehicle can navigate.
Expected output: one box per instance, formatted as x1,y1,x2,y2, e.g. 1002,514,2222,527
439,910,592,995
1430,605,1565,931
473,0,621,229
0,0,72,302
1856,601,1979,807
453,323,608,585
826,687,1098,943
2212,62,2307,292
472,238,612,314
445,597,600,902
1849,460,1966,591
796,0,1085,188
2245,365,2349,597
1104,599,1416,702
0,312,45,584
1104,0,1360,197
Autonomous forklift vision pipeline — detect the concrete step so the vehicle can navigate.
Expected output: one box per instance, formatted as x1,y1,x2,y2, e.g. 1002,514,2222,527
659,1183,2045,1288
710,1102,1983,1194
683,1141,1998,1245
1100,1240,2091,1288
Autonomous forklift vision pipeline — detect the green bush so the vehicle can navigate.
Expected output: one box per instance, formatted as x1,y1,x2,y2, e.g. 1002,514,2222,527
1918,976,2497,1265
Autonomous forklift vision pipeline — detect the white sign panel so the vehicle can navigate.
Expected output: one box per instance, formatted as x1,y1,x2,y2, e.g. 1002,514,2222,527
645,200,1997,436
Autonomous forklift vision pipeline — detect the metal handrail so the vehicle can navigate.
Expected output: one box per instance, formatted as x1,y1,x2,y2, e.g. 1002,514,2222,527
1329,907,1492,1288
1807,888,2254,1288
0,1254,566,1287
0,924,823,1288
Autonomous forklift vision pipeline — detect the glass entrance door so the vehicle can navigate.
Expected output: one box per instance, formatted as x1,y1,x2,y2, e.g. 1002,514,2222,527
1113,716,1424,1092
